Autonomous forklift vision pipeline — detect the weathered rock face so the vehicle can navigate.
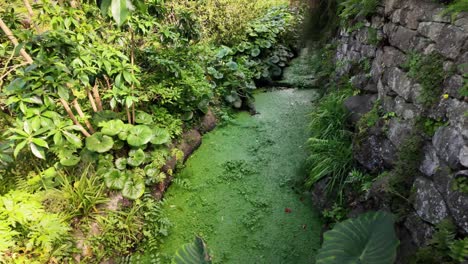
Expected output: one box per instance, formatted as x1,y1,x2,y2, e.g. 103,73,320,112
344,94,378,123
333,0,468,253
413,177,449,225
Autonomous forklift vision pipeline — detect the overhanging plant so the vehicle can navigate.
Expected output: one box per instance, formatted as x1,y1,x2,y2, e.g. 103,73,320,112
315,211,399,264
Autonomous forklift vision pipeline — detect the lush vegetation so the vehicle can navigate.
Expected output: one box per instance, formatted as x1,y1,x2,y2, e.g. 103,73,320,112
315,211,399,264
0,0,303,261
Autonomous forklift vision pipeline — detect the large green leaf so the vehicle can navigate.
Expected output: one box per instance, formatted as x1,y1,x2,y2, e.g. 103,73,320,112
315,211,399,264
111,0,131,26
135,111,153,125
127,125,153,147
104,169,127,190
173,236,212,264
100,119,125,136
85,133,114,153
122,178,145,200
151,127,171,145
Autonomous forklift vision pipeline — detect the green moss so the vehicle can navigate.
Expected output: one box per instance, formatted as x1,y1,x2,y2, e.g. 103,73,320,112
367,27,380,46
404,52,448,107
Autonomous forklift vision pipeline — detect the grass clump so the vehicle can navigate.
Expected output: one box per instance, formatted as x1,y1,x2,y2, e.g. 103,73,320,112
306,88,355,197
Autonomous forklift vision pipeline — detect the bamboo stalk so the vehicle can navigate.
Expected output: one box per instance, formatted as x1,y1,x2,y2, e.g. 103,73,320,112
72,99,95,133
88,90,98,112
0,18,33,64
59,98,91,137
92,82,103,111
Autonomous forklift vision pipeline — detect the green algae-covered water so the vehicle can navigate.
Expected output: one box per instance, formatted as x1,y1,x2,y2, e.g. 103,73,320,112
159,89,322,263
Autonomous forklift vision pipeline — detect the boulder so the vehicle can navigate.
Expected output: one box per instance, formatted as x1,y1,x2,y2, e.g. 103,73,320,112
418,22,466,59
403,212,435,247
354,135,397,172
388,25,419,52
383,67,421,103
460,146,468,168
387,119,414,150
446,170,468,233
394,96,421,120
446,99,468,138
381,46,407,69
350,74,370,91
344,94,378,124
419,144,440,177
443,75,465,99
433,126,464,169
413,177,449,225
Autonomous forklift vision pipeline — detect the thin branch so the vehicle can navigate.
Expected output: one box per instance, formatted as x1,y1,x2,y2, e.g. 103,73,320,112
59,98,91,137
0,62,28,85
23,0,40,32
72,99,95,133
0,18,33,64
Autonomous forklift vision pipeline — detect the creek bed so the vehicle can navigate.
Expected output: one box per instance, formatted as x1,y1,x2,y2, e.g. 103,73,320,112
159,89,322,263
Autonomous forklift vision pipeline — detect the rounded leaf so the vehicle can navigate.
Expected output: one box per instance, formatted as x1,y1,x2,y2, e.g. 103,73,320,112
100,119,125,136
135,111,153,125
104,169,127,190
151,127,171,145
127,148,146,167
60,155,81,166
315,211,399,264
127,125,153,147
115,157,127,170
86,133,114,153
122,178,145,200
250,47,261,57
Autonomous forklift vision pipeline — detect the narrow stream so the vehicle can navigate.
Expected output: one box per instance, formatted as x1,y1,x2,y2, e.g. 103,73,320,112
159,89,322,263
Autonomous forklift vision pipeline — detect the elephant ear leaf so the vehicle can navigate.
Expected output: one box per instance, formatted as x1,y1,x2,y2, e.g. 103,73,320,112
315,211,399,264
172,236,212,264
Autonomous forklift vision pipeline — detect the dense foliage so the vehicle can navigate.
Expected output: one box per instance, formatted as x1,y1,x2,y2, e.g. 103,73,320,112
0,0,300,261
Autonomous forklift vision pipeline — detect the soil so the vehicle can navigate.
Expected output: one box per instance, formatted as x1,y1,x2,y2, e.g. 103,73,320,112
158,88,322,263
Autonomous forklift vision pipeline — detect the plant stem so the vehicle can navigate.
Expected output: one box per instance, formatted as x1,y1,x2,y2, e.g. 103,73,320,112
92,82,103,111
88,90,98,112
0,18,33,64
72,99,95,133
59,98,91,137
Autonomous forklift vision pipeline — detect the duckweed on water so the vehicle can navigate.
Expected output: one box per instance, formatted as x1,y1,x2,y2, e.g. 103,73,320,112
159,89,322,263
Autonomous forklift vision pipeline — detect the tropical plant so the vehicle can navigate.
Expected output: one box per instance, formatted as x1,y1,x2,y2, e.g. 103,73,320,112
315,211,399,264
173,236,212,264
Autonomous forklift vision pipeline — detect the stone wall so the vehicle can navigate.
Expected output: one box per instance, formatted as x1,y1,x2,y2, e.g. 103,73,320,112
334,0,467,256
